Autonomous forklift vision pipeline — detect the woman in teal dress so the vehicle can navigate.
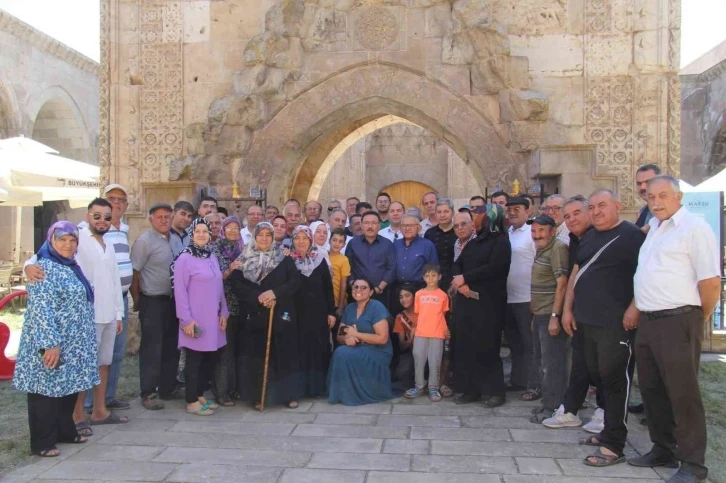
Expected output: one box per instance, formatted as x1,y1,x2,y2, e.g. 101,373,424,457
13,221,99,457
327,277,393,406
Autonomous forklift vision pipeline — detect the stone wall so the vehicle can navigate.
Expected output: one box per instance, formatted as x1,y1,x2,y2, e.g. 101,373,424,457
101,0,682,232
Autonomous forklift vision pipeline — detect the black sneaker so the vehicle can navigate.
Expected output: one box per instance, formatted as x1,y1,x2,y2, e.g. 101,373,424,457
628,450,679,468
142,393,165,410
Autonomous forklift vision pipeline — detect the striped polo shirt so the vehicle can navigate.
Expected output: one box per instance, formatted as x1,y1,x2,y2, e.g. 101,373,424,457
78,220,133,294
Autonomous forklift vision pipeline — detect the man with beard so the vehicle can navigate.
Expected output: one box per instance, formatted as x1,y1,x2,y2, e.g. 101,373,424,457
379,201,405,242
73,198,128,430
420,192,439,235
376,192,392,229
346,211,395,308
634,164,660,229
562,190,644,467
170,201,194,257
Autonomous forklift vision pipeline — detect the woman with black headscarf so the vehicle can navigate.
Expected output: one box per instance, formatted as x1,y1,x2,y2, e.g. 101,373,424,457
230,222,302,409
450,204,511,408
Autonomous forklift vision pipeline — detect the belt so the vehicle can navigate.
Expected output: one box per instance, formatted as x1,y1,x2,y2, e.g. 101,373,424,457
642,305,699,320
141,293,173,299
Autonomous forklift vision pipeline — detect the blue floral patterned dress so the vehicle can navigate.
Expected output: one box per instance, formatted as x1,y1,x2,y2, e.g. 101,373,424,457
13,258,99,397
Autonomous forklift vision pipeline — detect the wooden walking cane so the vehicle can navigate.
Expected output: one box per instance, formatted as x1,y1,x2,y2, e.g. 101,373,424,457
257,300,276,411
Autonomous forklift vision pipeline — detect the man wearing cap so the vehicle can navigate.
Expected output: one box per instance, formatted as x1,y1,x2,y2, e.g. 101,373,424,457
526,214,570,423
504,197,537,397
130,202,179,410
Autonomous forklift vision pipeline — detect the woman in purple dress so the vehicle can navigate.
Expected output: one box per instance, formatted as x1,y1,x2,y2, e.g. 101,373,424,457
172,219,229,416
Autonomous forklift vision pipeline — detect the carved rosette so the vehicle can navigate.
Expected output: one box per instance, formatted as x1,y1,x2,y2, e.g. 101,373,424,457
354,8,398,51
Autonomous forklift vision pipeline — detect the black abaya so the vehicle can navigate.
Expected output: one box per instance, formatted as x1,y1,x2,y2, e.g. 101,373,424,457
295,260,336,397
231,257,302,407
451,232,511,398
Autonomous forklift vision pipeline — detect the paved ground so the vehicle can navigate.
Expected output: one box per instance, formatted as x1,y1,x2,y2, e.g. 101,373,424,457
1,389,676,483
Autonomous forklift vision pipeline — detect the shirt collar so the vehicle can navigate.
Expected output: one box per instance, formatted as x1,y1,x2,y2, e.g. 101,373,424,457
152,228,169,239
509,223,529,234
170,227,188,238
653,205,687,227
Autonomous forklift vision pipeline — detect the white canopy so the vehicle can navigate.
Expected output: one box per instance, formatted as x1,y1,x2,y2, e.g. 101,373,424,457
693,169,726,193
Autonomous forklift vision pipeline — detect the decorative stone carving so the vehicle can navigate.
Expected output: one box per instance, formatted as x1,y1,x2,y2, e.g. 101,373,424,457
499,90,549,122
354,8,399,51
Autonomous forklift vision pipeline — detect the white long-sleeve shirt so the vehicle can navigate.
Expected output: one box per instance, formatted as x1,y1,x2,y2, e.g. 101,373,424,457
76,227,124,324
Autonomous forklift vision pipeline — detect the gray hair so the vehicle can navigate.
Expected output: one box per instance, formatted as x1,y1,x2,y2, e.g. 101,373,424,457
204,213,221,222
647,174,680,193
421,191,439,202
564,195,587,209
436,198,455,211
588,189,620,201
544,194,567,205
329,208,347,220
406,207,423,221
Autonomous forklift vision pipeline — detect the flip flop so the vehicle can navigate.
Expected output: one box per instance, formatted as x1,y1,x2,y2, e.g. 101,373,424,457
75,421,93,437
583,447,625,467
89,413,129,425
34,448,60,458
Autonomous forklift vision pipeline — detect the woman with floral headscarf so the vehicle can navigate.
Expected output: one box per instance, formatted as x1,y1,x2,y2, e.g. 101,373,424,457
212,216,244,405
173,218,229,416
450,204,511,408
230,222,302,409
13,222,99,457
291,225,336,398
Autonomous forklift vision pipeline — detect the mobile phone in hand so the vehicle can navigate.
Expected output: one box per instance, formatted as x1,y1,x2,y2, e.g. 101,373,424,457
38,349,64,368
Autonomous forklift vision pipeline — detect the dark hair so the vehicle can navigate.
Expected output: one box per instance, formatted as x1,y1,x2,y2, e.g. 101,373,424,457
216,207,228,216
356,201,373,212
469,195,486,203
352,277,375,291
361,210,381,222
389,201,405,210
458,207,472,214
423,264,441,275
490,191,510,202
349,213,362,222
398,284,418,297
346,196,360,203
637,163,661,175
271,214,287,224
376,192,391,202
330,227,347,240
88,197,112,211
198,196,218,210
174,200,195,213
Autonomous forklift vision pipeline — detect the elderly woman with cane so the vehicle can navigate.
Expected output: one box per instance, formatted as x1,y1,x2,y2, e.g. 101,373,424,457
231,222,302,409
13,222,99,457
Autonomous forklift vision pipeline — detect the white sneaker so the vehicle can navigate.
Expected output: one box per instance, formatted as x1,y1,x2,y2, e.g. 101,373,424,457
583,407,605,434
542,405,583,428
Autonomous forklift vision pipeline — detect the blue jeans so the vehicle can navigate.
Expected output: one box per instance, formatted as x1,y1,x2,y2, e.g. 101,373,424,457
86,295,129,408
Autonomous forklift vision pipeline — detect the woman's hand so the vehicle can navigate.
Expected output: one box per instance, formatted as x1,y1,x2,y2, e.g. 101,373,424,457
42,346,60,369
335,307,344,317
282,248,291,256
182,322,196,337
327,315,336,329
258,290,276,307
219,316,228,332
230,260,242,271
457,284,471,297
345,324,359,338
344,336,358,347
451,275,465,289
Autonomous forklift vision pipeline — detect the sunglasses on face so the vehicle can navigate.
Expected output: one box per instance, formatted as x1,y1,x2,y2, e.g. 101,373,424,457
92,213,112,221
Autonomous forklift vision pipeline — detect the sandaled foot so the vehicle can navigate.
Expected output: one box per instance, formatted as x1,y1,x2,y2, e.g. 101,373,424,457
75,421,93,437
584,447,625,467
579,435,602,446
35,448,60,458
519,389,541,401
70,435,87,444
186,403,215,416
429,389,442,402
288,400,299,409
440,385,453,398
405,387,424,399
90,412,129,425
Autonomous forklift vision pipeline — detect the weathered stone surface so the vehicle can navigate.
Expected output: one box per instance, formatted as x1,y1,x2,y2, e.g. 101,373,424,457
499,89,549,121
514,457,561,475
452,0,491,31
467,22,510,58
184,123,205,156
279,469,366,483
226,96,267,129
244,32,289,67
471,56,530,94
428,65,471,96
425,4,452,38
308,452,408,471
265,0,306,37
441,31,476,64
233,65,291,96
166,464,282,483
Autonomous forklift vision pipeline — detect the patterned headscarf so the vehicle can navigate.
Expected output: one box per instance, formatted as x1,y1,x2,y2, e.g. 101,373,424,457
37,221,94,303
238,222,285,284
473,203,507,236
290,225,329,277
217,216,244,261
170,218,213,289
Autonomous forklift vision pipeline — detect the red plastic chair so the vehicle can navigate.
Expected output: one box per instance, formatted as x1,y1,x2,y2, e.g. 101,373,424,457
0,290,26,381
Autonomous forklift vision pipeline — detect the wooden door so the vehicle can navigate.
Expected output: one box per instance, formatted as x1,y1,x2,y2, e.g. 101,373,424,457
380,181,436,213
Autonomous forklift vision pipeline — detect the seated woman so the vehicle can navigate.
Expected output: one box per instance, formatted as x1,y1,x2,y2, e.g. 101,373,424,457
328,277,393,406
13,221,99,457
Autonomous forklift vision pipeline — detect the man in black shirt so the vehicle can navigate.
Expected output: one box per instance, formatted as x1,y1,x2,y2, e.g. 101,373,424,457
562,190,645,467
424,198,457,291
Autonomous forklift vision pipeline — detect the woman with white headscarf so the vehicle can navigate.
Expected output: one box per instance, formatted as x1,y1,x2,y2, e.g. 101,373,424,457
309,220,330,252
230,222,302,409
290,225,336,398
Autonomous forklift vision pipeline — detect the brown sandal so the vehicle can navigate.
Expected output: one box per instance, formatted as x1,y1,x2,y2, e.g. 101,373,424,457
519,389,541,401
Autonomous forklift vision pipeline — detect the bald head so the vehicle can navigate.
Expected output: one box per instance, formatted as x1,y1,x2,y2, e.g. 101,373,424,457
453,211,474,241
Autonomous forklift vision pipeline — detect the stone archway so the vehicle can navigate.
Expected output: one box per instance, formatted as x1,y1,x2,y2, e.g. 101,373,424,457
28,86,91,162
242,63,524,205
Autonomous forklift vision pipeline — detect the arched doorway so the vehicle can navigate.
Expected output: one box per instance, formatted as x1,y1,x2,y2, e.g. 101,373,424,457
31,97,87,161
381,181,435,213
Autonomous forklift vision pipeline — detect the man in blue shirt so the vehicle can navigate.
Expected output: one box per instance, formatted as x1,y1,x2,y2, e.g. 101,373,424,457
346,211,395,309
391,215,439,316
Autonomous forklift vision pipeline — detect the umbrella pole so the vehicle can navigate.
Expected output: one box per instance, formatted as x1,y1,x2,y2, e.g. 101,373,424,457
14,207,21,264
257,300,276,412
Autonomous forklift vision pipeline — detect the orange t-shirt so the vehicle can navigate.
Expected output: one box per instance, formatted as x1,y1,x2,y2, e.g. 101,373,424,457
393,311,417,341
414,288,449,339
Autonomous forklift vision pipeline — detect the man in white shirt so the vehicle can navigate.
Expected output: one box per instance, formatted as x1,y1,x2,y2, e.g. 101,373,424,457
241,204,264,245
503,198,537,394
541,194,570,245
73,198,128,428
420,191,439,235
628,176,720,483
379,201,405,242
329,208,352,254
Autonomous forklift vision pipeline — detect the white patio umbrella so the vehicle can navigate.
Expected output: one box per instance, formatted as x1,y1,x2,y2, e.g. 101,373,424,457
0,135,59,154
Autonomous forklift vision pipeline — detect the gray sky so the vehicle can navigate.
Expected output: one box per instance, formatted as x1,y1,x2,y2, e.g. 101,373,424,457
0,0,723,68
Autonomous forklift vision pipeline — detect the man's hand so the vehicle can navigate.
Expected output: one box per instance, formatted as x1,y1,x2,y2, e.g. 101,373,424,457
451,275,465,289
548,317,561,337
457,284,471,297
25,264,45,283
327,315,336,329
623,303,640,331
116,320,123,335
562,311,577,337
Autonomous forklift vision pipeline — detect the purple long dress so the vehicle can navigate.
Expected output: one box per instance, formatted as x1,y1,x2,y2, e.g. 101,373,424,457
173,253,229,351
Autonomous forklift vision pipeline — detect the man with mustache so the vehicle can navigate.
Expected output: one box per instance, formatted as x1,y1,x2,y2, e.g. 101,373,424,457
634,164,660,229
346,211,396,308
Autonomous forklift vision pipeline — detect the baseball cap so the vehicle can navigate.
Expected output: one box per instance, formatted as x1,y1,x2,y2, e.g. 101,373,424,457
103,183,128,196
148,202,173,215
526,214,556,227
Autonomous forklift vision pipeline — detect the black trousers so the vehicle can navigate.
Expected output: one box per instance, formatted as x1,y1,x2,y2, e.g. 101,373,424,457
389,281,425,374
185,349,218,404
138,294,180,398
214,313,240,400
636,309,708,478
504,302,534,388
583,323,634,455
563,325,605,415
27,392,78,453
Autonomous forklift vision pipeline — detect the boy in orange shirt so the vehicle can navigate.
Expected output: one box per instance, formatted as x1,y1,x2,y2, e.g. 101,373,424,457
404,264,449,402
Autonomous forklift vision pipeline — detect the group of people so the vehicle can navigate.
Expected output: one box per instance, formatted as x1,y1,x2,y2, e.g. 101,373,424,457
11,166,718,483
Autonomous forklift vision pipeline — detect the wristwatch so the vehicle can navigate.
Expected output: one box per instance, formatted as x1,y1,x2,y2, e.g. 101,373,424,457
551,313,560,318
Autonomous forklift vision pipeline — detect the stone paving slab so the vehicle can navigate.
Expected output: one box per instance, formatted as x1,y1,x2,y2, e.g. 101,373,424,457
308,452,409,471
367,472,502,483
412,454,519,473
503,477,665,483
376,414,461,427
279,468,366,483
382,439,431,454
556,458,661,479
292,422,410,439
38,461,177,481
410,426,512,441
68,444,165,462
153,447,312,467
164,464,282,483
515,457,563,475
462,415,567,429
312,413,379,425
431,440,592,458
168,419,296,435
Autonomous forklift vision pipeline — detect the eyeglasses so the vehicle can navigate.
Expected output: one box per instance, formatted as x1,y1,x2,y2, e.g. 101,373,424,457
107,196,127,204
453,222,470,229
401,224,418,228
352,285,370,291
541,206,562,213
92,214,112,221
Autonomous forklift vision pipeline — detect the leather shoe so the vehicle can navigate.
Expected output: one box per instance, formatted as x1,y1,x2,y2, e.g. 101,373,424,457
667,468,706,483
454,393,481,405
628,450,679,468
483,395,505,408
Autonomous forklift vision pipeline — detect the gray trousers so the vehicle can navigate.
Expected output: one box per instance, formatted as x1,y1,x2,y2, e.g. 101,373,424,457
505,302,535,388
530,314,568,411
413,336,444,391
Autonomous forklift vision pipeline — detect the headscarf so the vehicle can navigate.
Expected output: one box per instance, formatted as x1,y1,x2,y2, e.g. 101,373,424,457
473,203,507,236
171,218,212,289
238,222,285,284
217,216,244,261
37,221,94,303
290,225,329,277
309,220,330,251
